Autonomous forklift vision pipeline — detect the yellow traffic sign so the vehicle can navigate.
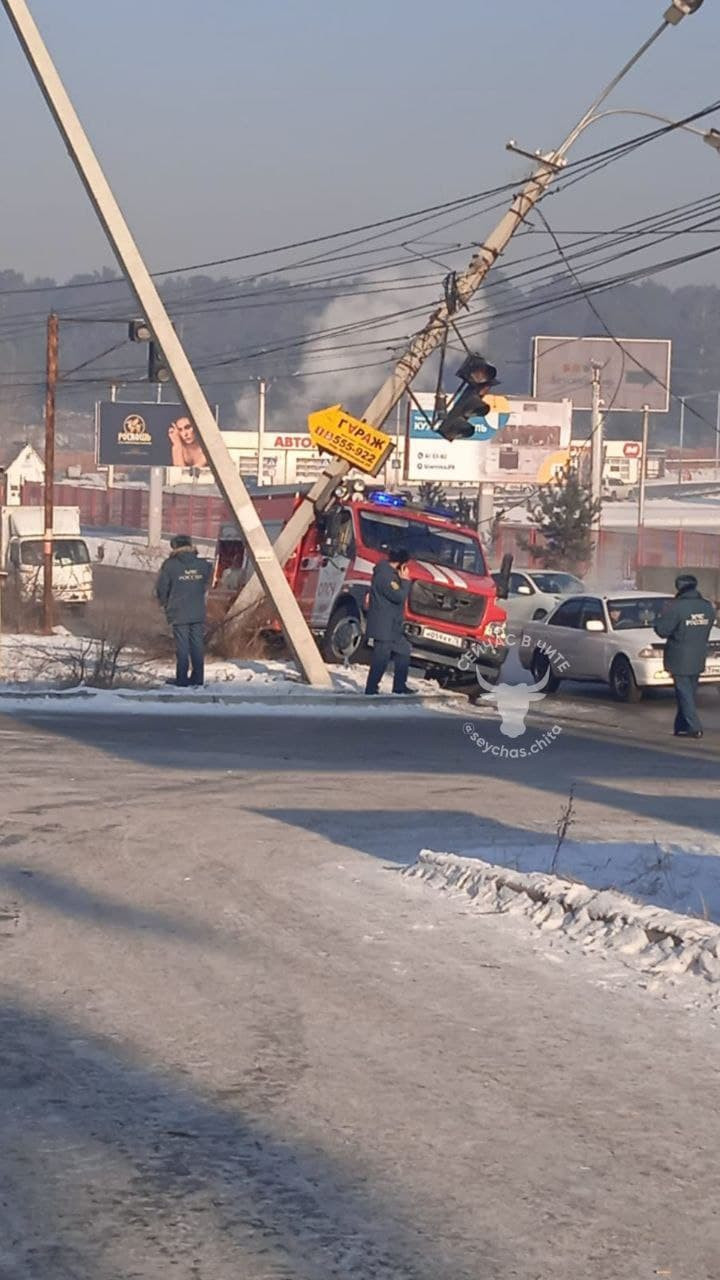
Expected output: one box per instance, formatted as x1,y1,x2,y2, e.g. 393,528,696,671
307,405,394,476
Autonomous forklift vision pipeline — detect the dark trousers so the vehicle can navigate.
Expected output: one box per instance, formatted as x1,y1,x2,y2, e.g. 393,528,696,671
365,641,410,695
673,673,702,735
173,622,205,687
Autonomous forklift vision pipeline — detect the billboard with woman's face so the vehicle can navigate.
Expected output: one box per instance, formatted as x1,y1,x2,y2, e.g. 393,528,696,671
96,401,209,468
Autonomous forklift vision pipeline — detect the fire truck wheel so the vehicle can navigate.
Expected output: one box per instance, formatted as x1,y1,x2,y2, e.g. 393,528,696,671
323,604,365,663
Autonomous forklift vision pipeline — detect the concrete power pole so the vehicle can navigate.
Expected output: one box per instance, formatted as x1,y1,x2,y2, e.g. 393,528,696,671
42,311,58,634
2,0,331,687
148,382,164,547
589,363,604,576
638,404,651,529
229,7,688,626
256,378,267,488
677,395,686,486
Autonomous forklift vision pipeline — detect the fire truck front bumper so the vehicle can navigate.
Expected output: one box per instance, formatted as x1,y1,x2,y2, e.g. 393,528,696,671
404,625,507,678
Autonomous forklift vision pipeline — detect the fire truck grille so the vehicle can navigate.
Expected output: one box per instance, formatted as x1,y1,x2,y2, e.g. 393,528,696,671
409,580,487,628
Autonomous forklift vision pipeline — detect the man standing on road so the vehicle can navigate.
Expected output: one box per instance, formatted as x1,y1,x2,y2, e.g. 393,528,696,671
654,573,715,739
156,534,212,688
364,547,414,696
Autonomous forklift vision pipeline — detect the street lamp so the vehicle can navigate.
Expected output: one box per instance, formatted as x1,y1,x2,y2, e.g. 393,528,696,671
674,389,720,485
587,108,720,155
664,1,705,23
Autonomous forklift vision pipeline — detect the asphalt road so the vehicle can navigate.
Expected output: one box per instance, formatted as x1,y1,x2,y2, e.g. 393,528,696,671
1,701,719,1279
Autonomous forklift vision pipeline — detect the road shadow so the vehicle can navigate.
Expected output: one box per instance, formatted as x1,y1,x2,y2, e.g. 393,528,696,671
247,807,541,865
2,706,718,843
0,994,508,1279
0,861,232,951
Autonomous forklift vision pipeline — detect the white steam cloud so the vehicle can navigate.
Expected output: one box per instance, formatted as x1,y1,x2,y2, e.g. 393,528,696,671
233,264,490,430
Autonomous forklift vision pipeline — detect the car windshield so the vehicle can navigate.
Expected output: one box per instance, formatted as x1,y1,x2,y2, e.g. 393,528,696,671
358,512,485,574
528,572,584,594
607,596,671,630
20,539,90,567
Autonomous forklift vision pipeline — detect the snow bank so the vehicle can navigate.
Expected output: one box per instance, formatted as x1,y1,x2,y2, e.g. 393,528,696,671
404,850,720,986
454,836,720,924
0,634,445,698
0,634,452,714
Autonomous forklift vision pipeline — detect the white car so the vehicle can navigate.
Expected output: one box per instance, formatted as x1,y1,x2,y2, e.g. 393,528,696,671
492,568,585,624
519,591,720,702
602,476,638,501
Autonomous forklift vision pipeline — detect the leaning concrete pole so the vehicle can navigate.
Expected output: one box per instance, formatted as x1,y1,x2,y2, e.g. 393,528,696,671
229,6,691,626
2,0,331,687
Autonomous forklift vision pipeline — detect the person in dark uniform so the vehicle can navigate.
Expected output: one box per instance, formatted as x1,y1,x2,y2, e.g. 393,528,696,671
156,534,212,687
654,574,715,738
364,547,414,696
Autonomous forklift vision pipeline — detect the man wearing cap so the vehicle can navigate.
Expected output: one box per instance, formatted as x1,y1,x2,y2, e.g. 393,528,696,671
364,547,414,696
654,573,716,738
156,535,212,688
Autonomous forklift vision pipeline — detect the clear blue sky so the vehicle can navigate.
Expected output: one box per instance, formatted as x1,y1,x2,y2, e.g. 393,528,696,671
1,0,719,282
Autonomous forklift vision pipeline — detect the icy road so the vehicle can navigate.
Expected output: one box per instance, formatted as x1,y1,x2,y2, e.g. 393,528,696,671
0,701,719,1279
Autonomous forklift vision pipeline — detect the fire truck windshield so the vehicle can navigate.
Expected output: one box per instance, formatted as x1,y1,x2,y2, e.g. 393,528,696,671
358,512,485,575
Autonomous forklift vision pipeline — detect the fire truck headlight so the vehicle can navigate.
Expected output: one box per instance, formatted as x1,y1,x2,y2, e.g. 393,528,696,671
485,622,507,642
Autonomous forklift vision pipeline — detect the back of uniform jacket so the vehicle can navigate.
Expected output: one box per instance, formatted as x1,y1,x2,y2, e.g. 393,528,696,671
156,550,212,624
654,587,715,676
366,559,409,644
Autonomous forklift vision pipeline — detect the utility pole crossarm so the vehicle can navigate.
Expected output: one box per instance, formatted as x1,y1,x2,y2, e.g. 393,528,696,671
2,0,331,686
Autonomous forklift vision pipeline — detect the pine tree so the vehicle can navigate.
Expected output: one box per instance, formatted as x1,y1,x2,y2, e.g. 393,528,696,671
449,494,476,527
418,481,447,507
522,465,600,572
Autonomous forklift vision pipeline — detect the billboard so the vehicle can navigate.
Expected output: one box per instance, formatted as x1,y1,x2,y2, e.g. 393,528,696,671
532,336,671,413
96,401,209,468
405,393,572,485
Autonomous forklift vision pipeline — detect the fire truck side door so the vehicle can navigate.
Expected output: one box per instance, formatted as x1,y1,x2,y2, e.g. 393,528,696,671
293,527,324,621
309,509,355,629
311,555,350,628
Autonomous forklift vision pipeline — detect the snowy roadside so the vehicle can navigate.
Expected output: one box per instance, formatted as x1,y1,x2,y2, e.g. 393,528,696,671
405,845,720,999
0,633,458,715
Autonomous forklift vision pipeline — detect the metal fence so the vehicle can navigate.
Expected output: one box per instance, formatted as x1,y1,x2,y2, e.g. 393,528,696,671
22,481,720,573
493,524,720,577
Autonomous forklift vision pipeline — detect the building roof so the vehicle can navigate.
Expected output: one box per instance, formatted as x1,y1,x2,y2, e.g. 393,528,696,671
0,442,42,471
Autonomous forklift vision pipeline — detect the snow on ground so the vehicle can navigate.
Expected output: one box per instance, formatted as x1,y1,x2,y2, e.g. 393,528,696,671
405,850,720,997
445,836,720,923
83,531,214,571
0,632,449,715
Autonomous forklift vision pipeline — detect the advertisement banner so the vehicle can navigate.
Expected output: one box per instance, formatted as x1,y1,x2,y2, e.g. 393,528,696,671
532,335,671,413
405,394,572,484
97,402,209,468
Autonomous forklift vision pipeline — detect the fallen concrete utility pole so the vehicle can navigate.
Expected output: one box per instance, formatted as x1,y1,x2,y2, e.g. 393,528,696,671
228,3,695,626
2,0,331,687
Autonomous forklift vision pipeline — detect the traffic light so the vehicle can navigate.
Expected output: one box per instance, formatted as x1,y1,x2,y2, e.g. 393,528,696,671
128,318,152,343
128,318,171,382
148,341,171,383
434,353,498,442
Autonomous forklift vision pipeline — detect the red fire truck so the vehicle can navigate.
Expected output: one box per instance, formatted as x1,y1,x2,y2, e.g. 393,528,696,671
212,488,509,687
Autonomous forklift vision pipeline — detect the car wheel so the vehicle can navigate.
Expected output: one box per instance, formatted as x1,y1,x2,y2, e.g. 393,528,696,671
322,604,364,663
530,649,560,693
532,607,548,621
610,655,642,703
